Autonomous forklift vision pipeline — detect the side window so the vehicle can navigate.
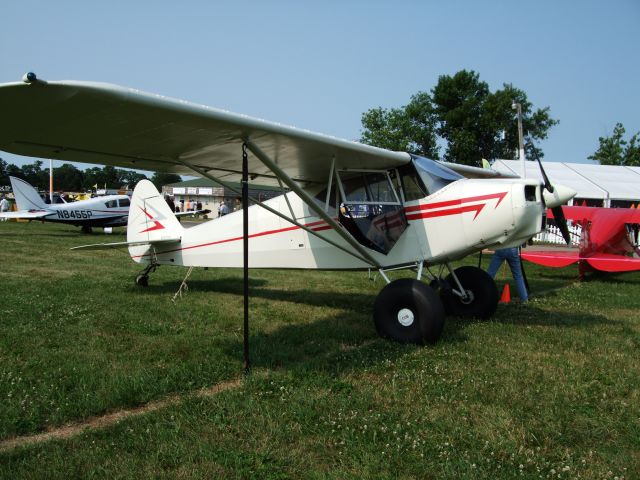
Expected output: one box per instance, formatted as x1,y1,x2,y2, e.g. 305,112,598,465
398,164,428,201
313,184,337,209
118,198,130,207
104,200,117,208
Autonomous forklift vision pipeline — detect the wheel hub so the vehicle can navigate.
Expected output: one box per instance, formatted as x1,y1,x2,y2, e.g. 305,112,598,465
397,308,414,327
459,290,475,305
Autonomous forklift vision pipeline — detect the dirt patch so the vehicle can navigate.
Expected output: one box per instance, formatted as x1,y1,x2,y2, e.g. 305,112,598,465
0,378,242,452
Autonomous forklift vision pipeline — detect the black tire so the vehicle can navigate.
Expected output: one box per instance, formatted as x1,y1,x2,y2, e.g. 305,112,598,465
135,274,149,287
440,266,498,319
374,279,445,344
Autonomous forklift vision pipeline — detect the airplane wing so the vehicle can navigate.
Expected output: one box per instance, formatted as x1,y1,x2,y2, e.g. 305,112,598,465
520,250,579,268
583,253,640,272
521,250,640,272
440,161,518,179
0,210,49,219
549,206,640,223
0,79,411,186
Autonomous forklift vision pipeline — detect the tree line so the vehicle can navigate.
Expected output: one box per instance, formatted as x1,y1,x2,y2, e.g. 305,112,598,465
0,160,182,191
360,69,639,167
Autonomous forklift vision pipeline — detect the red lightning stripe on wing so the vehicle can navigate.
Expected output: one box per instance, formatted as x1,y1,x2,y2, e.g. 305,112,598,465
139,207,165,233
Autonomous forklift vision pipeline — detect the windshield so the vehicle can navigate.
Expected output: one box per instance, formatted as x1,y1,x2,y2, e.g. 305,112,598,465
411,155,463,195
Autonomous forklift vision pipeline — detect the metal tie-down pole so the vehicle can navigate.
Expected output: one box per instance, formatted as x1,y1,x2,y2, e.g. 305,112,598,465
242,143,250,374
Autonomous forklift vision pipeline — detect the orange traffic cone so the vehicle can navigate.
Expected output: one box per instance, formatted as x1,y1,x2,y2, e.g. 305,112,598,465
499,283,511,303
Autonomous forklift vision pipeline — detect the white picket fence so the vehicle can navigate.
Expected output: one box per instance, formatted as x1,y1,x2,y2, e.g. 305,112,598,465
532,222,582,246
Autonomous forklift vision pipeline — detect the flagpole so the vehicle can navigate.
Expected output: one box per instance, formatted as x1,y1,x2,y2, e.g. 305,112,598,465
49,159,54,203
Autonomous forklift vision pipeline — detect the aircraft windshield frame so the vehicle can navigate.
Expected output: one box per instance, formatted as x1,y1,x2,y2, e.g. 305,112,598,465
411,155,463,195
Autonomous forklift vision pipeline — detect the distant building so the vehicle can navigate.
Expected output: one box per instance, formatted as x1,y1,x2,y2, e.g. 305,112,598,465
492,160,640,208
163,178,284,214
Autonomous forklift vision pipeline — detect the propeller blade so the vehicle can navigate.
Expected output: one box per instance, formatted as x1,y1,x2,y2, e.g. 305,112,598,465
527,140,554,193
552,205,572,244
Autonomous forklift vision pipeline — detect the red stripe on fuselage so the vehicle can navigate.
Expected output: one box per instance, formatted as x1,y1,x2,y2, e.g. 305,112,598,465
131,192,508,258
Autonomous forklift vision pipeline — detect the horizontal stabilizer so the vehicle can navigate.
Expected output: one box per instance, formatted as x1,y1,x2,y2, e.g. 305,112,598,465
71,237,181,251
0,210,48,219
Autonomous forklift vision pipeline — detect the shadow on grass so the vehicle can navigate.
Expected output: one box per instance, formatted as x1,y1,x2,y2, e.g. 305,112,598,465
146,277,375,312
142,275,615,375
489,302,616,328
212,311,418,376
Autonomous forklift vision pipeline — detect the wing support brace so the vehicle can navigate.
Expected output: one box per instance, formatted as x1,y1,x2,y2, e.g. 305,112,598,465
244,140,382,269
176,161,374,266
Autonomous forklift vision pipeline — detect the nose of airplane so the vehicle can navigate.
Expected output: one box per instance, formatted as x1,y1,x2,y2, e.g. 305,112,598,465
543,184,576,208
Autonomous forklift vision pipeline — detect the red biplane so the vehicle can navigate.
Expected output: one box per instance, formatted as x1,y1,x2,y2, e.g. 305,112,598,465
522,206,640,276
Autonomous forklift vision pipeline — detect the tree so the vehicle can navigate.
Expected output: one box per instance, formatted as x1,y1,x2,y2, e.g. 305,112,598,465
151,172,182,190
360,69,559,166
588,123,640,166
0,158,8,188
54,163,84,191
118,169,147,188
361,92,439,158
20,161,48,189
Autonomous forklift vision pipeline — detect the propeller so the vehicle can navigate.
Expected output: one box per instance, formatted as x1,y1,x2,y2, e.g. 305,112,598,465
526,140,574,245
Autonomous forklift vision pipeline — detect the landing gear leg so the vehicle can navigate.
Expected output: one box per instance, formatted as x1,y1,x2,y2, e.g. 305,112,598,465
81,225,93,234
135,263,158,287
439,265,498,319
373,278,445,344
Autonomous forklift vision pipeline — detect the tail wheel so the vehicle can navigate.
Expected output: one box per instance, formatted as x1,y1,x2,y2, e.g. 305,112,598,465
440,266,498,319
374,279,445,344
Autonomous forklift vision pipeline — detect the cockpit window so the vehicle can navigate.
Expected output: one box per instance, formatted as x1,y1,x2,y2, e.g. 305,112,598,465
118,198,130,207
339,172,400,204
104,200,117,208
411,155,463,195
398,164,428,201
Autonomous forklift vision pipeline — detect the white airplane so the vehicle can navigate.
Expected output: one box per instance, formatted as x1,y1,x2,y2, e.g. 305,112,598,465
0,175,130,232
0,73,575,345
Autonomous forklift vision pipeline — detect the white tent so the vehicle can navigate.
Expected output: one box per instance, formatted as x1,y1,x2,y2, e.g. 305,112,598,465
492,160,640,207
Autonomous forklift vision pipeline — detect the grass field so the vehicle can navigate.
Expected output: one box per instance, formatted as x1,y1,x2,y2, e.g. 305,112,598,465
0,221,638,479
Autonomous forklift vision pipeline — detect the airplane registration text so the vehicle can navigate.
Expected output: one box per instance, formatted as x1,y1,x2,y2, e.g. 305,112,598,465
56,210,94,219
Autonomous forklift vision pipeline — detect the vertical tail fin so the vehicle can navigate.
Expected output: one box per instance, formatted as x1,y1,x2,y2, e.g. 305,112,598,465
10,176,47,210
127,180,184,244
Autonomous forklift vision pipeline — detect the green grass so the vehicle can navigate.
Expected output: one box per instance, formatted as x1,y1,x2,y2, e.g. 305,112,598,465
0,222,638,479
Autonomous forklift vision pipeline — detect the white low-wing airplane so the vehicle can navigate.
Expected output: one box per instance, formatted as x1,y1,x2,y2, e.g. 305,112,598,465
0,175,130,232
0,73,575,344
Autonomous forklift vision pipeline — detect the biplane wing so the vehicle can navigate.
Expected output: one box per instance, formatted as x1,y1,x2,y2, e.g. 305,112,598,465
521,250,640,272
0,78,411,184
520,250,580,268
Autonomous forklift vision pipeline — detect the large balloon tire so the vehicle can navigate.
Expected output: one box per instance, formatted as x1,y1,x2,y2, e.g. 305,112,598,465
374,279,445,344
440,266,498,319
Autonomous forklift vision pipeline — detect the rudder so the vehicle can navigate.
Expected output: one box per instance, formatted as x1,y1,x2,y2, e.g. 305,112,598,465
127,180,184,244
10,176,47,210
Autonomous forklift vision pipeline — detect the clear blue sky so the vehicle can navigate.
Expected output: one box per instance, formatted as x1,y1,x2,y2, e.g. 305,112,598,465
1,0,638,170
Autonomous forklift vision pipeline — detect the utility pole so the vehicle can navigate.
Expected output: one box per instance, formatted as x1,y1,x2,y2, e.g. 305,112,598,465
512,103,525,178
49,159,54,202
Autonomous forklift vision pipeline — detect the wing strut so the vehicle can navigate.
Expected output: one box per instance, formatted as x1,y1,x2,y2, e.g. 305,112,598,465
176,163,373,265
242,144,250,374
245,140,383,269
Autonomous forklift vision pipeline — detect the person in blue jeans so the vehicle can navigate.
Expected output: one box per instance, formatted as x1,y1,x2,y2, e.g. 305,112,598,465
487,247,528,302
